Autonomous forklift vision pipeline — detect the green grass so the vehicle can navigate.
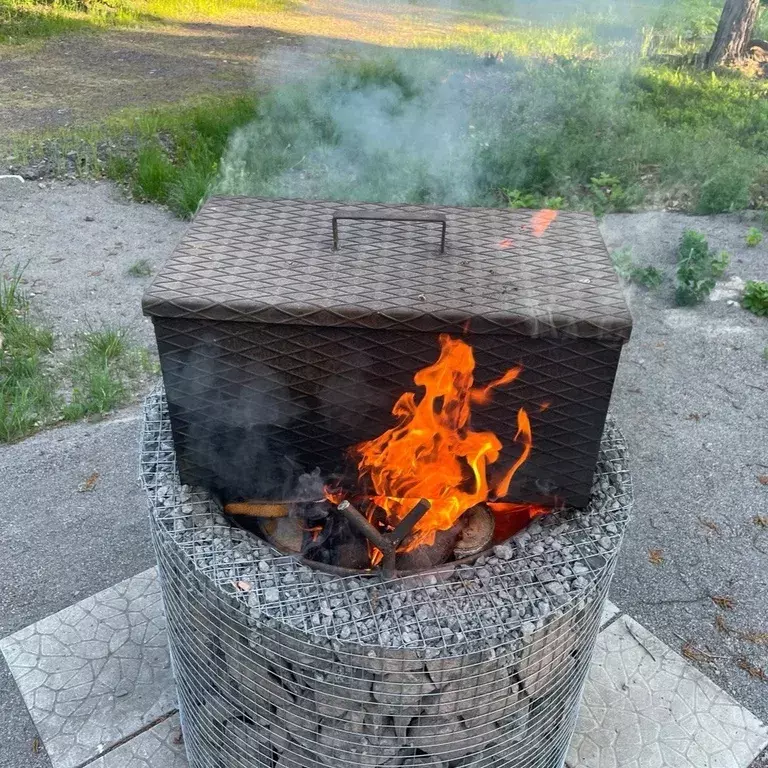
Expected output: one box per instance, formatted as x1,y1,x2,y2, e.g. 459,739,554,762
1,266,156,441
127,258,153,277
611,247,665,289
5,3,768,217
746,227,764,247
8,95,258,217
61,328,155,421
0,0,288,44
0,267,58,441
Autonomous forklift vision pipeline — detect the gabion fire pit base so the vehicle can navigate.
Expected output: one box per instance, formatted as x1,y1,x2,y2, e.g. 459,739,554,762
141,387,632,768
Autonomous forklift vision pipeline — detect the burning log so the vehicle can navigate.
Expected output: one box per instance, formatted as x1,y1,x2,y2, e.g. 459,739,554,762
336,499,431,578
453,504,495,558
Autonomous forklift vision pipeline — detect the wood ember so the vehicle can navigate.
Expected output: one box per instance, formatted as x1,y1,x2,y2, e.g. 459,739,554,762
454,504,495,558
396,526,461,571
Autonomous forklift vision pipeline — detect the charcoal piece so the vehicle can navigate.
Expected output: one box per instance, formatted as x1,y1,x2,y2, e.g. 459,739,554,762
396,525,461,571
302,514,370,570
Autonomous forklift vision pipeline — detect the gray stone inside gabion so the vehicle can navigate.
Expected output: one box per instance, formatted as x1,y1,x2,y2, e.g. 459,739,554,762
142,387,632,768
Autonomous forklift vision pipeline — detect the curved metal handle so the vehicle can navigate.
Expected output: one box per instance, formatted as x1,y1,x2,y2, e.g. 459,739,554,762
332,209,446,253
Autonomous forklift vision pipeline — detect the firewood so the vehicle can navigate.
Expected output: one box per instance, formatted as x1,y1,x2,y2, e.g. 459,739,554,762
454,504,495,558
224,501,290,518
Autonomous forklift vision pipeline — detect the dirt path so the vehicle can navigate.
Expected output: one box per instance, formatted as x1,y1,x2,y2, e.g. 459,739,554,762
0,0,458,136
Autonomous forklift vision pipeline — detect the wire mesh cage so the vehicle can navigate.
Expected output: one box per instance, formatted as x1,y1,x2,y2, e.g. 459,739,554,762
141,386,632,768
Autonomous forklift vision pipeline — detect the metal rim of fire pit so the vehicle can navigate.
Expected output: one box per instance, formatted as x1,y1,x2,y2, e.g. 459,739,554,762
141,385,632,768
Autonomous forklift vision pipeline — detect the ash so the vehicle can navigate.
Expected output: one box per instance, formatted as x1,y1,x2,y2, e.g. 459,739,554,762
141,387,631,658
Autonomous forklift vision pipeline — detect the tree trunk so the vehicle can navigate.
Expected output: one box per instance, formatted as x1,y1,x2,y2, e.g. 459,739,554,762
705,0,760,67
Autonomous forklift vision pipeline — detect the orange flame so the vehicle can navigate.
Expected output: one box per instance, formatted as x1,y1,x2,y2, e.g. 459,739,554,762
531,209,558,237
352,334,532,548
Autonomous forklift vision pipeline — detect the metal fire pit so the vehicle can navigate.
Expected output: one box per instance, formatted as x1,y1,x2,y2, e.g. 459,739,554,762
142,197,632,509
141,387,632,768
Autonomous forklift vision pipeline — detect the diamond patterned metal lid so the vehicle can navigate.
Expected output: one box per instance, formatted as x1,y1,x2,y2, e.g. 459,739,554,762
142,197,632,341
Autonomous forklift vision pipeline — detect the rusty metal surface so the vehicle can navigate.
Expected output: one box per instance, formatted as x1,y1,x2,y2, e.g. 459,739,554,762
143,197,632,341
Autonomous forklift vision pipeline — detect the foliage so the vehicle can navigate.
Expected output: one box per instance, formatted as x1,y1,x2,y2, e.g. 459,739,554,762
1,265,156,441
6,7,768,216
611,247,665,288
101,97,257,217
503,189,564,210
62,328,154,420
675,229,730,305
0,266,58,442
745,227,763,247
588,173,645,215
742,280,768,316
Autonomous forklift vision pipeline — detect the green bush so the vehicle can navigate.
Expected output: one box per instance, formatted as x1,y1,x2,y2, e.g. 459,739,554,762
611,247,664,289
746,227,763,247
742,280,768,316
675,229,730,306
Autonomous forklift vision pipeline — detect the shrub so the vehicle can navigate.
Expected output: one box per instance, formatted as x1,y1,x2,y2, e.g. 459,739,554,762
611,247,664,289
742,280,768,316
746,227,763,247
675,230,730,306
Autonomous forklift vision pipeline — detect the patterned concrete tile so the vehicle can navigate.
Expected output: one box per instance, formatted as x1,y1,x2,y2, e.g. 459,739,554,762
0,568,175,768
87,715,186,768
602,599,621,627
568,615,768,768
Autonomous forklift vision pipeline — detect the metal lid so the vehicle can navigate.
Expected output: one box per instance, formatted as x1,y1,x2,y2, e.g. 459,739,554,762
142,197,632,341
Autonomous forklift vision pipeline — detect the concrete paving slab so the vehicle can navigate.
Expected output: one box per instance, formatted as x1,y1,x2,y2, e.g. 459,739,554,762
0,569,175,768
602,599,621,627
86,715,185,768
567,615,768,768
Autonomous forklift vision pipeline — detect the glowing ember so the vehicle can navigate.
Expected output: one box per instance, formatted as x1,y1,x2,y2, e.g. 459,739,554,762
497,238,516,249
530,209,558,237
350,334,534,549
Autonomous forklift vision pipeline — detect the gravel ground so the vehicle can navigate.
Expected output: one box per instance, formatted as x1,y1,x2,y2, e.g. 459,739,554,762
600,211,768,726
0,178,186,349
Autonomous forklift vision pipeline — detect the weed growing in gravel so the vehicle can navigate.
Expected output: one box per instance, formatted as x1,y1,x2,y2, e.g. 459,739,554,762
745,227,763,247
675,230,730,306
611,247,664,289
127,259,153,278
0,266,58,442
62,328,154,421
742,280,768,317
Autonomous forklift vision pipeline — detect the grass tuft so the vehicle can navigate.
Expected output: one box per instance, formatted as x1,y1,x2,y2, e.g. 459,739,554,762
127,258,153,277
746,227,763,247
0,266,58,442
62,327,154,421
